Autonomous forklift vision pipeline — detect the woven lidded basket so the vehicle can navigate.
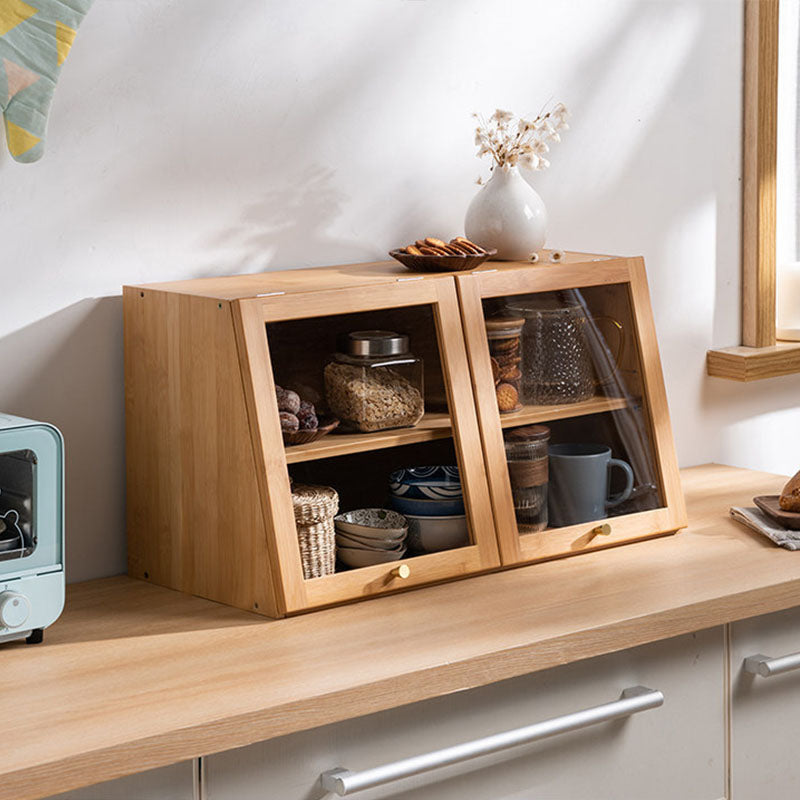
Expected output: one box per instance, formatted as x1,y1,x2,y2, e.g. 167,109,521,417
291,484,339,579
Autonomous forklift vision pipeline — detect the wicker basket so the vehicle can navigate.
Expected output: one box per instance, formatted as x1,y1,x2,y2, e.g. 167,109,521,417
291,484,339,579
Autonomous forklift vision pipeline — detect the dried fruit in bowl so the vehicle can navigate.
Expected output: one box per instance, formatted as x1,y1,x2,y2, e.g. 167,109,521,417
280,412,299,432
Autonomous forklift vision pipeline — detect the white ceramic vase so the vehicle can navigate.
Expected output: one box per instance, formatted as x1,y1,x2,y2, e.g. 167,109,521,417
464,166,547,260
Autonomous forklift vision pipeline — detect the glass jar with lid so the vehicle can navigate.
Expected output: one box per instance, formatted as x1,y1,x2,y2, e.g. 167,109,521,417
504,424,550,532
324,331,424,432
484,315,524,414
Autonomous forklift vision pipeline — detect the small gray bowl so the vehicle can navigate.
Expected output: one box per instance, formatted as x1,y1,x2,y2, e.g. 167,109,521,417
334,508,408,540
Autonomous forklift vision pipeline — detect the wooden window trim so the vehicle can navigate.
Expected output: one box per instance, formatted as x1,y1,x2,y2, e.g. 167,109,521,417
707,0,800,380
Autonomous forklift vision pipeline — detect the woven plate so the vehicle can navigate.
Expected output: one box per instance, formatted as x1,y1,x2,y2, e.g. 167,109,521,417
389,248,497,273
283,416,340,446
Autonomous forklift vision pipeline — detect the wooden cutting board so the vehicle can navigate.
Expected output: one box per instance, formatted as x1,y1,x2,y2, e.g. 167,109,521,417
754,495,800,530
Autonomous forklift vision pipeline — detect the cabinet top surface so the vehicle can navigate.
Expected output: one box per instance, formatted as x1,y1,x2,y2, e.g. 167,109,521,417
126,251,621,300
2,464,795,800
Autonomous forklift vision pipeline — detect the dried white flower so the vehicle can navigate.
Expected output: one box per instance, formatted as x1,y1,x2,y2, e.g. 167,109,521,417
492,108,514,124
528,252,540,263
549,249,565,263
471,102,569,176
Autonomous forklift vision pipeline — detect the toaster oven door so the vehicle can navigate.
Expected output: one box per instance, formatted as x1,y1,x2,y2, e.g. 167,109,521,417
0,425,63,577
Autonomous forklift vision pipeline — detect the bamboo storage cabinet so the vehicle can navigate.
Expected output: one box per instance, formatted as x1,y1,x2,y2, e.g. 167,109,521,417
124,253,685,617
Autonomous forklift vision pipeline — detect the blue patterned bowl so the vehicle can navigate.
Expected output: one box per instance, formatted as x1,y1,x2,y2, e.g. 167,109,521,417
388,466,462,501
389,494,465,517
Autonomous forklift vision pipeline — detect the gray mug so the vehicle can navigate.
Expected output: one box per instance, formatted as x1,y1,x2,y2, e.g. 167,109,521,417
548,443,634,527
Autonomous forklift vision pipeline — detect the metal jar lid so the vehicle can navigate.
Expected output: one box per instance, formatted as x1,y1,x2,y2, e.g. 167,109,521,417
341,330,410,357
484,315,525,338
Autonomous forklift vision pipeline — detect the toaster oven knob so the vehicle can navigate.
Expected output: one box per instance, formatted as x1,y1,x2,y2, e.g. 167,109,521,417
0,592,30,629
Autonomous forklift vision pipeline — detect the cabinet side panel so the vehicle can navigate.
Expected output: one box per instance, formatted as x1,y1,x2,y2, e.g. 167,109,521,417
125,287,183,589
125,289,278,617
627,258,686,530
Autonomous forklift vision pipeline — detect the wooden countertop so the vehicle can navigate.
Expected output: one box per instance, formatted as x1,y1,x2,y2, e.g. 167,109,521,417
3,464,798,800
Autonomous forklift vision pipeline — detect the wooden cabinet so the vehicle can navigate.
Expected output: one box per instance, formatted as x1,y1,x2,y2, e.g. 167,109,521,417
456,256,685,565
45,761,195,800
124,254,684,617
204,629,724,800
730,606,800,798
125,266,498,617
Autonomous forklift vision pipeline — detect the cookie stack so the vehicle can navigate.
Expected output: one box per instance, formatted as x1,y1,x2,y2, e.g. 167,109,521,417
485,316,524,413
402,236,488,257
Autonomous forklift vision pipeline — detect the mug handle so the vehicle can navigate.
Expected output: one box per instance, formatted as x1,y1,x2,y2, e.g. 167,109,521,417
606,459,634,508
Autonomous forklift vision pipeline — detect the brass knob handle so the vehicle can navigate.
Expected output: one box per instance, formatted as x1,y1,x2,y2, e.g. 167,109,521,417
591,523,612,537
392,564,410,580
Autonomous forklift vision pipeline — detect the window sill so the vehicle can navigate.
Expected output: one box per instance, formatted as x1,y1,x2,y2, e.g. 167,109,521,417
707,341,800,381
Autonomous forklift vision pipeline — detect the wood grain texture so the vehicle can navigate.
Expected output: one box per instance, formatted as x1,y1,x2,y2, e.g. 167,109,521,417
283,395,627,463
742,0,779,348
126,251,619,301
498,396,628,427
283,411,453,463
124,288,279,617
626,257,686,529
4,464,797,800
707,340,800,380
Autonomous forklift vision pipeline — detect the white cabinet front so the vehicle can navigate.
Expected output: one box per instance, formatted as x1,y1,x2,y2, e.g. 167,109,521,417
44,760,195,800
731,606,800,799
206,628,724,800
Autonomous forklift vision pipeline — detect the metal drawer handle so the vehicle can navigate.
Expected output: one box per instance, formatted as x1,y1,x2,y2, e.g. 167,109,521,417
320,685,663,796
744,652,800,677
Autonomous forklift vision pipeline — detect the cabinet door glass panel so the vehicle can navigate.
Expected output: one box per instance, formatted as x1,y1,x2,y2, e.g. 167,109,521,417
481,284,665,537
265,300,490,580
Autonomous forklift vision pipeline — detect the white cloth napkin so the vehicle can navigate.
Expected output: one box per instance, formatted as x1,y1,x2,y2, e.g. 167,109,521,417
730,506,800,550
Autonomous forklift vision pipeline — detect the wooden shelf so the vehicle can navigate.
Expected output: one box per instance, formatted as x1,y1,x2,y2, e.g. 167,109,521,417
707,341,800,381
283,412,453,463
2,465,795,800
284,396,628,463
498,395,628,429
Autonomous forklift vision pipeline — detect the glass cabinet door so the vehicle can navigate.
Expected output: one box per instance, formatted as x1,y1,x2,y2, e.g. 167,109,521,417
457,256,685,565
234,276,499,614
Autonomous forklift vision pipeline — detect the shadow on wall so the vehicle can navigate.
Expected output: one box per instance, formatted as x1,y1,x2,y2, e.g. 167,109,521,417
0,298,125,583
202,164,379,275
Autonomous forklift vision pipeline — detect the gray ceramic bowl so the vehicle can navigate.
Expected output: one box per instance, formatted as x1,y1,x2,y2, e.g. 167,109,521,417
337,546,407,569
405,514,469,553
334,508,408,540
335,531,406,551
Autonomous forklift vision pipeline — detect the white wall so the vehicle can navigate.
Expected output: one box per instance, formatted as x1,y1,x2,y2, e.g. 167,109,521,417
1,0,798,583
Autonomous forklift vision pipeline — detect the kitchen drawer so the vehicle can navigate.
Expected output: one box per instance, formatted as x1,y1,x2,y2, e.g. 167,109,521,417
731,606,800,798
44,760,195,800
206,628,724,800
